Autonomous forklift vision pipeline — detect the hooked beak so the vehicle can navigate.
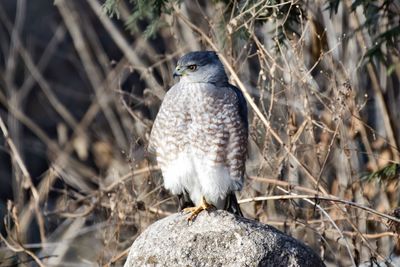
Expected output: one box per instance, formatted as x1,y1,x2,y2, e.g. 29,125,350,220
173,66,183,78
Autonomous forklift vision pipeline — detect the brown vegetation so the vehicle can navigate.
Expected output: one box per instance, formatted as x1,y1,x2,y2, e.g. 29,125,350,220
0,0,399,266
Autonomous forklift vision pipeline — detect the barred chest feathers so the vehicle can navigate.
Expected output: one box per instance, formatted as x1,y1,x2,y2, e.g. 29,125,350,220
151,82,246,209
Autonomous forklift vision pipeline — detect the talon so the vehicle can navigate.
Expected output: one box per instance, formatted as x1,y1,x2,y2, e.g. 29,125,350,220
183,196,214,221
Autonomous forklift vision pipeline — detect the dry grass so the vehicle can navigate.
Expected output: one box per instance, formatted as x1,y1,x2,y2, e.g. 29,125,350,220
0,0,399,266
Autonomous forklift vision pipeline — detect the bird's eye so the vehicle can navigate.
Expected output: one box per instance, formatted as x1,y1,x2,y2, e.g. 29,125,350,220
187,64,197,71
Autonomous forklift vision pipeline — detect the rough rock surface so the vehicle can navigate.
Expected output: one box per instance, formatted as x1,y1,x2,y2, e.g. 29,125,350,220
124,210,325,267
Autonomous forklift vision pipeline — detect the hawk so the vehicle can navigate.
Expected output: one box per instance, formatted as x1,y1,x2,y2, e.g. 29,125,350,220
149,51,248,220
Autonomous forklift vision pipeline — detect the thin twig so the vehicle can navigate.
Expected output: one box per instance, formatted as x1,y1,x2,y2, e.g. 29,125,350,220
0,116,46,243
239,194,400,223
277,187,356,266
0,233,45,267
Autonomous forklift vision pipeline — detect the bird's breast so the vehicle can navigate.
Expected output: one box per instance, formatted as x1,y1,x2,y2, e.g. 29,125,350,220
151,81,246,185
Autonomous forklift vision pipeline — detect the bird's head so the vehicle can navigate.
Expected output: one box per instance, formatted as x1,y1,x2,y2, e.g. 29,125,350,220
173,51,228,85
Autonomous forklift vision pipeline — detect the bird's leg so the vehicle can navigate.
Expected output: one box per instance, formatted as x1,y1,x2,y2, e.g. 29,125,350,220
183,196,214,221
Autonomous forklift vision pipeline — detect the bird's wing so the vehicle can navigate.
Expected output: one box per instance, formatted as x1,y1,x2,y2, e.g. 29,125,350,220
220,84,248,188
228,84,248,136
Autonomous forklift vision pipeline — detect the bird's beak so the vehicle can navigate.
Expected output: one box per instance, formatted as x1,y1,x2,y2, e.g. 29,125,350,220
173,66,183,78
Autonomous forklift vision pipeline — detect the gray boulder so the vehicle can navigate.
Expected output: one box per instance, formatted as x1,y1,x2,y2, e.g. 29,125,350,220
124,210,325,267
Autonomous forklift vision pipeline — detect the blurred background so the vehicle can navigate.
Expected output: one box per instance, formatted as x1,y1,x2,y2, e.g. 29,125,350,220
0,0,399,266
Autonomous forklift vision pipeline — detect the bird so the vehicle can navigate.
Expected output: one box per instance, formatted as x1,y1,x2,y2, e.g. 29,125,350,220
149,51,248,221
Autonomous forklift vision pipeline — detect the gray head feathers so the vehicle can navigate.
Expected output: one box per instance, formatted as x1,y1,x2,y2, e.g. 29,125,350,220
174,51,228,85
177,51,219,67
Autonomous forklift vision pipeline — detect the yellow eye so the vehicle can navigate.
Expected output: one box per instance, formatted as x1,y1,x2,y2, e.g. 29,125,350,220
187,64,197,71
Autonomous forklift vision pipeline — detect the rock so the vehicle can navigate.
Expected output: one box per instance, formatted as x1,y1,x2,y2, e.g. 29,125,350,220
124,210,325,267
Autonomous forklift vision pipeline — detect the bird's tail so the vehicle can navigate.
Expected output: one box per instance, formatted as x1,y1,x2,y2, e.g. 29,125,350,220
225,192,243,217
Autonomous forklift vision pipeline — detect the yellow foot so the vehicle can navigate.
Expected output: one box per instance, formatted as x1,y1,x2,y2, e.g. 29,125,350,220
183,196,214,221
